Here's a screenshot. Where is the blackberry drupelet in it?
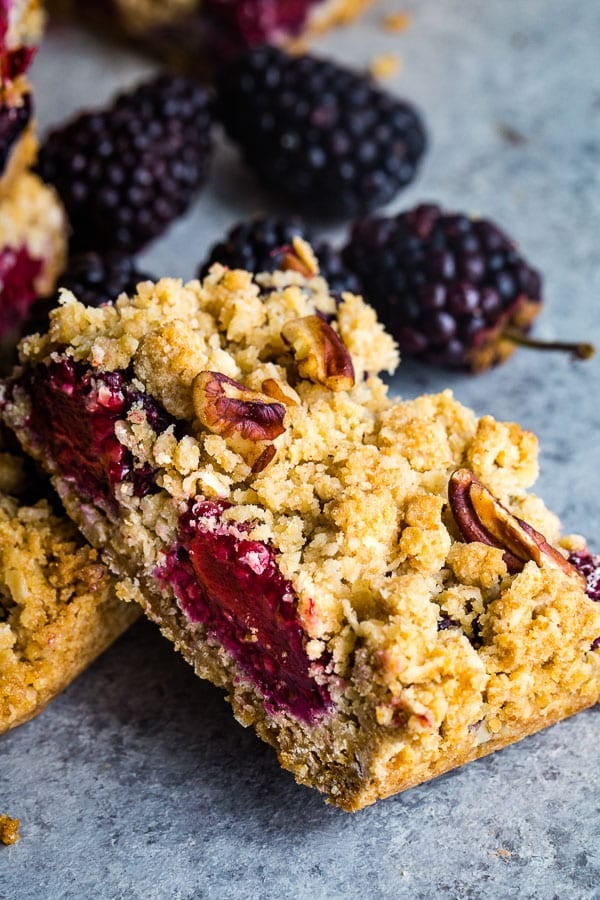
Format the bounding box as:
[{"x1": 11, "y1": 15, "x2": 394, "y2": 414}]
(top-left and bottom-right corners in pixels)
[
  {"x1": 216, "y1": 46, "x2": 426, "y2": 218},
  {"x1": 37, "y1": 74, "x2": 213, "y2": 254},
  {"x1": 199, "y1": 216, "x2": 360, "y2": 296},
  {"x1": 343, "y1": 203, "x2": 546, "y2": 372}
]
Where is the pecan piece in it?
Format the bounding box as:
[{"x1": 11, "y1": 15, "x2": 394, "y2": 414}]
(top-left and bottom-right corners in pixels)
[
  {"x1": 448, "y1": 468, "x2": 586, "y2": 585},
  {"x1": 280, "y1": 236, "x2": 319, "y2": 278},
  {"x1": 193, "y1": 372, "x2": 286, "y2": 441},
  {"x1": 281, "y1": 315, "x2": 355, "y2": 391},
  {"x1": 261, "y1": 378, "x2": 298, "y2": 407}
]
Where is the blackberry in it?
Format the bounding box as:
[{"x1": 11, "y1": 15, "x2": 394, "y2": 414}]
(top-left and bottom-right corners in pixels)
[
  {"x1": 217, "y1": 46, "x2": 426, "y2": 218},
  {"x1": 0, "y1": 91, "x2": 32, "y2": 171},
  {"x1": 343, "y1": 204, "x2": 593, "y2": 372},
  {"x1": 58, "y1": 251, "x2": 153, "y2": 308},
  {"x1": 199, "y1": 216, "x2": 360, "y2": 296},
  {"x1": 24, "y1": 251, "x2": 153, "y2": 337},
  {"x1": 37, "y1": 74, "x2": 213, "y2": 254}
]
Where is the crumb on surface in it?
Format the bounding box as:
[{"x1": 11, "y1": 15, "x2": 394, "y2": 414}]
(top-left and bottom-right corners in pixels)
[
  {"x1": 0, "y1": 815, "x2": 20, "y2": 845},
  {"x1": 369, "y1": 54, "x2": 401, "y2": 80},
  {"x1": 382, "y1": 11, "x2": 412, "y2": 32}
]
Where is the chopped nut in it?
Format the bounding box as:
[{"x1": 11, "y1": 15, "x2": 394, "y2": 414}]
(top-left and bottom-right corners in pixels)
[
  {"x1": 449, "y1": 468, "x2": 586, "y2": 585},
  {"x1": 261, "y1": 378, "x2": 298, "y2": 407},
  {"x1": 193, "y1": 372, "x2": 286, "y2": 442},
  {"x1": 281, "y1": 315, "x2": 355, "y2": 391},
  {"x1": 251, "y1": 444, "x2": 277, "y2": 474},
  {"x1": 280, "y1": 236, "x2": 320, "y2": 278}
]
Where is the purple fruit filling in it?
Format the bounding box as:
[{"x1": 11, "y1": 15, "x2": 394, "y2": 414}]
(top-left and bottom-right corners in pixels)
[
  {"x1": 158, "y1": 499, "x2": 333, "y2": 722},
  {"x1": 0, "y1": 244, "x2": 42, "y2": 336},
  {"x1": 203, "y1": 0, "x2": 320, "y2": 50},
  {"x1": 15, "y1": 360, "x2": 172, "y2": 514},
  {"x1": 569, "y1": 550, "x2": 600, "y2": 603},
  {"x1": 134, "y1": 0, "x2": 323, "y2": 63},
  {"x1": 0, "y1": 2, "x2": 36, "y2": 80},
  {"x1": 569, "y1": 550, "x2": 600, "y2": 651},
  {"x1": 0, "y1": 92, "x2": 32, "y2": 171}
]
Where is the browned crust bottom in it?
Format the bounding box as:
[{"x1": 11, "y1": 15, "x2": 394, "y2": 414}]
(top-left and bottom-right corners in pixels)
[{"x1": 337, "y1": 693, "x2": 598, "y2": 811}]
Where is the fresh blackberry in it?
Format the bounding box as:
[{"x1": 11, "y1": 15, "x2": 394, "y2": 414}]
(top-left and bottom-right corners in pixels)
[
  {"x1": 0, "y1": 91, "x2": 32, "y2": 171},
  {"x1": 199, "y1": 216, "x2": 361, "y2": 296},
  {"x1": 217, "y1": 46, "x2": 426, "y2": 218},
  {"x1": 58, "y1": 251, "x2": 153, "y2": 308},
  {"x1": 343, "y1": 204, "x2": 593, "y2": 372},
  {"x1": 24, "y1": 251, "x2": 153, "y2": 336},
  {"x1": 37, "y1": 74, "x2": 213, "y2": 254}
]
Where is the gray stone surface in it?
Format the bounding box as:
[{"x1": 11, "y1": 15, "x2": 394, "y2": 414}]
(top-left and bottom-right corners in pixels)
[{"x1": 1, "y1": 0, "x2": 599, "y2": 896}]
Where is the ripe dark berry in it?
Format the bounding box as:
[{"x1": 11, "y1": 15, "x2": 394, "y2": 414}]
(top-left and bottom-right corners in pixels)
[
  {"x1": 0, "y1": 91, "x2": 32, "y2": 171},
  {"x1": 37, "y1": 74, "x2": 213, "y2": 254},
  {"x1": 198, "y1": 216, "x2": 360, "y2": 296},
  {"x1": 58, "y1": 251, "x2": 153, "y2": 308},
  {"x1": 217, "y1": 46, "x2": 426, "y2": 218},
  {"x1": 342, "y1": 204, "x2": 545, "y2": 372},
  {"x1": 23, "y1": 252, "x2": 153, "y2": 337}
]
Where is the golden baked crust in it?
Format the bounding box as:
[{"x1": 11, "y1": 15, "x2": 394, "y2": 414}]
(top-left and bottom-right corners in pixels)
[
  {"x1": 0, "y1": 171, "x2": 66, "y2": 298},
  {"x1": 0, "y1": 77, "x2": 37, "y2": 200},
  {"x1": 0, "y1": 439, "x2": 139, "y2": 734},
  {"x1": 3, "y1": 269, "x2": 598, "y2": 808}
]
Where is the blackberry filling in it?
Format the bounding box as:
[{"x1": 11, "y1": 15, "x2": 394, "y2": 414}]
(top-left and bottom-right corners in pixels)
[
  {"x1": 0, "y1": 4, "x2": 36, "y2": 80},
  {"x1": 18, "y1": 361, "x2": 171, "y2": 514},
  {"x1": 159, "y1": 500, "x2": 333, "y2": 722},
  {"x1": 0, "y1": 245, "x2": 42, "y2": 336},
  {"x1": 203, "y1": 0, "x2": 320, "y2": 54}
]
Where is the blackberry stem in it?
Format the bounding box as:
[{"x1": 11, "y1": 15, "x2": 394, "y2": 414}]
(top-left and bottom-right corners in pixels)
[{"x1": 503, "y1": 327, "x2": 595, "y2": 361}]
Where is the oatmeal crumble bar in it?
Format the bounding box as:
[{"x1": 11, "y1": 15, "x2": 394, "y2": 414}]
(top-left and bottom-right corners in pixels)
[
  {"x1": 2, "y1": 267, "x2": 598, "y2": 809},
  {"x1": 0, "y1": 433, "x2": 139, "y2": 733},
  {"x1": 48, "y1": 0, "x2": 375, "y2": 65}
]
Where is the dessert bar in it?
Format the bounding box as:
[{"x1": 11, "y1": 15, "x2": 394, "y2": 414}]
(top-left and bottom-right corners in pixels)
[
  {"x1": 0, "y1": 433, "x2": 139, "y2": 733},
  {"x1": 2, "y1": 263, "x2": 598, "y2": 808},
  {"x1": 48, "y1": 0, "x2": 375, "y2": 64}
]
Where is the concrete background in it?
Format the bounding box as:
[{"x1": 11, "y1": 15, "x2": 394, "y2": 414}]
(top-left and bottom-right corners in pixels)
[{"x1": 1, "y1": 0, "x2": 599, "y2": 896}]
